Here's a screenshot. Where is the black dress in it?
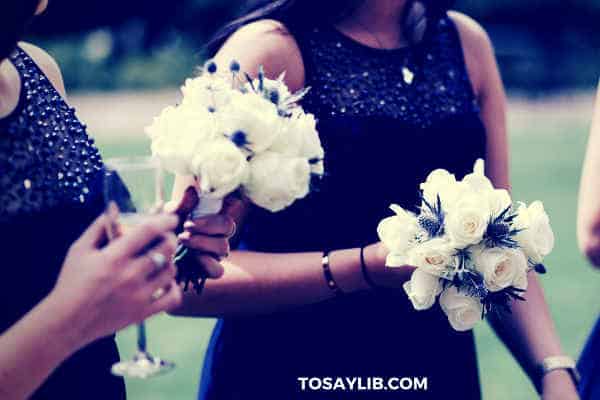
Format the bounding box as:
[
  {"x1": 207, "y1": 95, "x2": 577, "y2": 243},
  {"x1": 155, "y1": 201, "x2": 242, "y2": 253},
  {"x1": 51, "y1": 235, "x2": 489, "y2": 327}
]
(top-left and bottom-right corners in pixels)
[
  {"x1": 200, "y1": 15, "x2": 486, "y2": 400},
  {"x1": 0, "y1": 47, "x2": 126, "y2": 399}
]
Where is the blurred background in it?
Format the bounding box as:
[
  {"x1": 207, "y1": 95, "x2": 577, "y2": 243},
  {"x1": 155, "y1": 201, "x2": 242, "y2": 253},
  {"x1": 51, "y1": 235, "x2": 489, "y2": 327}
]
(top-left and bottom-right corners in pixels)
[{"x1": 27, "y1": 0, "x2": 600, "y2": 399}]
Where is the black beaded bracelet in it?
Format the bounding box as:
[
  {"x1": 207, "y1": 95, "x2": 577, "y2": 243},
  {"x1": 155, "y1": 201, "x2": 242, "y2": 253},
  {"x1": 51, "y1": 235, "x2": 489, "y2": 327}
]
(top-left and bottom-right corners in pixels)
[
  {"x1": 322, "y1": 251, "x2": 344, "y2": 296},
  {"x1": 360, "y1": 246, "x2": 382, "y2": 290}
]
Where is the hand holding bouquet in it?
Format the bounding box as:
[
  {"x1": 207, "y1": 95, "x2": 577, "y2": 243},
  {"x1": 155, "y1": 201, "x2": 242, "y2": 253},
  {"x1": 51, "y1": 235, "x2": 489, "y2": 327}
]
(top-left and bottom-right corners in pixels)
[
  {"x1": 378, "y1": 160, "x2": 555, "y2": 331},
  {"x1": 146, "y1": 60, "x2": 324, "y2": 292}
]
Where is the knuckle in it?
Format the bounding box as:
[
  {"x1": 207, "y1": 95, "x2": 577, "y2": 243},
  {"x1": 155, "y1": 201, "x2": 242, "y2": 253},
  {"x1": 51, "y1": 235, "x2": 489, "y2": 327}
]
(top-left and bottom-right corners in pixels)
[
  {"x1": 224, "y1": 217, "x2": 235, "y2": 233},
  {"x1": 219, "y1": 215, "x2": 233, "y2": 231}
]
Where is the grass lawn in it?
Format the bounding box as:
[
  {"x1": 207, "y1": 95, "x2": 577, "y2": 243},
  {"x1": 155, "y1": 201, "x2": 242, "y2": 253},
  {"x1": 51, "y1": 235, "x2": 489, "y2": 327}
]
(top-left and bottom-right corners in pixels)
[{"x1": 95, "y1": 114, "x2": 600, "y2": 400}]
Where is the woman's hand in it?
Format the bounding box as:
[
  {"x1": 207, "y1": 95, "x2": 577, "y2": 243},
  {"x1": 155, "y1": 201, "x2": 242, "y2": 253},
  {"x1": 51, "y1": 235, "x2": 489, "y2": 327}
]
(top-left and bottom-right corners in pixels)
[
  {"x1": 541, "y1": 371, "x2": 580, "y2": 400},
  {"x1": 176, "y1": 195, "x2": 240, "y2": 279},
  {"x1": 361, "y1": 242, "x2": 416, "y2": 289},
  {"x1": 49, "y1": 212, "x2": 183, "y2": 349}
]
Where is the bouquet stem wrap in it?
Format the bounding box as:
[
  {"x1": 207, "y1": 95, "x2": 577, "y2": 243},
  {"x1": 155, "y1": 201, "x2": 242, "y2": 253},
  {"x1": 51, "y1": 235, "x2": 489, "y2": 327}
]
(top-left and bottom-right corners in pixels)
[{"x1": 191, "y1": 195, "x2": 223, "y2": 219}]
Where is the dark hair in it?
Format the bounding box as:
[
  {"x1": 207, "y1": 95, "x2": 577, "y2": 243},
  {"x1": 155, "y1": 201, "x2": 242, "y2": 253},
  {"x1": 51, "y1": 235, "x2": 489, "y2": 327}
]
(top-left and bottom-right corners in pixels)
[
  {"x1": 0, "y1": 0, "x2": 40, "y2": 60},
  {"x1": 208, "y1": 0, "x2": 455, "y2": 55}
]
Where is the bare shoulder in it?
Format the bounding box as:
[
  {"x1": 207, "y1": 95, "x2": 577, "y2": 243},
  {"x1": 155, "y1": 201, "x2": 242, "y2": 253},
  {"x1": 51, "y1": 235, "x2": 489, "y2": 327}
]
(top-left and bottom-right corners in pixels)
[
  {"x1": 215, "y1": 19, "x2": 305, "y2": 91},
  {"x1": 447, "y1": 12, "x2": 496, "y2": 95},
  {"x1": 447, "y1": 11, "x2": 493, "y2": 52},
  {"x1": 18, "y1": 42, "x2": 67, "y2": 97}
]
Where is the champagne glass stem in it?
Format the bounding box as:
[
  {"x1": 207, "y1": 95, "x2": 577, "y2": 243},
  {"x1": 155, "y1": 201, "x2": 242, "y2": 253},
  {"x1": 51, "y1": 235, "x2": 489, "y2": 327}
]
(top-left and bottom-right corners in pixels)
[{"x1": 137, "y1": 323, "x2": 147, "y2": 353}]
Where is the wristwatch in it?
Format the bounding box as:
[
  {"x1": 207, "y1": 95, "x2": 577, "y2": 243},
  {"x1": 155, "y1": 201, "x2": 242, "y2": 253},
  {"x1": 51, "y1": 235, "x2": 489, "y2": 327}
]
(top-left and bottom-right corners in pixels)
[{"x1": 538, "y1": 356, "x2": 581, "y2": 389}]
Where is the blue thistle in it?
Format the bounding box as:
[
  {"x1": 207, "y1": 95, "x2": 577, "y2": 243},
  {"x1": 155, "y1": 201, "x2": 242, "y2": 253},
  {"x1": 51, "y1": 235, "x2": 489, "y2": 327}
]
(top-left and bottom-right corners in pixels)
[
  {"x1": 452, "y1": 267, "x2": 489, "y2": 300},
  {"x1": 204, "y1": 60, "x2": 218, "y2": 75},
  {"x1": 482, "y1": 286, "x2": 526, "y2": 318},
  {"x1": 229, "y1": 60, "x2": 241, "y2": 73},
  {"x1": 268, "y1": 89, "x2": 280, "y2": 105},
  {"x1": 419, "y1": 194, "x2": 445, "y2": 238},
  {"x1": 230, "y1": 131, "x2": 249, "y2": 148},
  {"x1": 484, "y1": 206, "x2": 522, "y2": 248}
]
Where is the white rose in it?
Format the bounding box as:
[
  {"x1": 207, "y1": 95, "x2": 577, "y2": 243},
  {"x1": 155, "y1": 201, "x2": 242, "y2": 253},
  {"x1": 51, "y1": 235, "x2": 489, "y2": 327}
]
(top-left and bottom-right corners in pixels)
[
  {"x1": 270, "y1": 109, "x2": 325, "y2": 175},
  {"x1": 513, "y1": 201, "x2": 555, "y2": 265},
  {"x1": 439, "y1": 286, "x2": 483, "y2": 332},
  {"x1": 513, "y1": 264, "x2": 529, "y2": 291},
  {"x1": 420, "y1": 169, "x2": 463, "y2": 208},
  {"x1": 487, "y1": 189, "x2": 512, "y2": 217},
  {"x1": 221, "y1": 92, "x2": 283, "y2": 154},
  {"x1": 245, "y1": 151, "x2": 311, "y2": 212},
  {"x1": 462, "y1": 162, "x2": 494, "y2": 195},
  {"x1": 146, "y1": 105, "x2": 218, "y2": 175},
  {"x1": 407, "y1": 238, "x2": 457, "y2": 278},
  {"x1": 471, "y1": 246, "x2": 528, "y2": 292},
  {"x1": 445, "y1": 192, "x2": 490, "y2": 248},
  {"x1": 181, "y1": 75, "x2": 233, "y2": 112},
  {"x1": 190, "y1": 138, "x2": 249, "y2": 199},
  {"x1": 377, "y1": 205, "x2": 420, "y2": 267},
  {"x1": 403, "y1": 269, "x2": 443, "y2": 310}
]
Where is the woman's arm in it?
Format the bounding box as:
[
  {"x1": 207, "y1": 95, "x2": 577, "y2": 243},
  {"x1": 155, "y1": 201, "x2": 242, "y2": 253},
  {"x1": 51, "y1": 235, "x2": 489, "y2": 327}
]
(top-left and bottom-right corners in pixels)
[
  {"x1": 577, "y1": 82, "x2": 600, "y2": 265},
  {"x1": 173, "y1": 245, "x2": 411, "y2": 317},
  {"x1": 451, "y1": 12, "x2": 578, "y2": 399},
  {"x1": 0, "y1": 212, "x2": 183, "y2": 400},
  {"x1": 171, "y1": 20, "x2": 415, "y2": 317}
]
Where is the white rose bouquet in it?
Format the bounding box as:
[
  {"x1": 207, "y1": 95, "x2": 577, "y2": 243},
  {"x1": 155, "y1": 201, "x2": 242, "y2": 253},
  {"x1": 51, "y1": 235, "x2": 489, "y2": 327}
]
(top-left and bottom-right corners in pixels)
[
  {"x1": 377, "y1": 159, "x2": 554, "y2": 331},
  {"x1": 146, "y1": 60, "x2": 324, "y2": 292}
]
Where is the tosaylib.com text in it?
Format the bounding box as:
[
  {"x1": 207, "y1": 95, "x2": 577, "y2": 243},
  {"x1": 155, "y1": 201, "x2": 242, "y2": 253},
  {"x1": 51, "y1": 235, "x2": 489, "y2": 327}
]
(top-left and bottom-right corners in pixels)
[{"x1": 297, "y1": 376, "x2": 429, "y2": 392}]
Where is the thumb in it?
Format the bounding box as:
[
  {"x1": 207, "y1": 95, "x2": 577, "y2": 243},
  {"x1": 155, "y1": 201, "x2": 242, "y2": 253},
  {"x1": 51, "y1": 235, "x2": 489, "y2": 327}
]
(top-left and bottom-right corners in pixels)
[{"x1": 172, "y1": 186, "x2": 200, "y2": 231}]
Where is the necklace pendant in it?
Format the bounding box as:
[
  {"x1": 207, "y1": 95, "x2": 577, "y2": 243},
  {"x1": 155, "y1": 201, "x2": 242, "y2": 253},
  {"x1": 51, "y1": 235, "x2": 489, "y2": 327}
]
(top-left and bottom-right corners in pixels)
[{"x1": 402, "y1": 67, "x2": 414, "y2": 85}]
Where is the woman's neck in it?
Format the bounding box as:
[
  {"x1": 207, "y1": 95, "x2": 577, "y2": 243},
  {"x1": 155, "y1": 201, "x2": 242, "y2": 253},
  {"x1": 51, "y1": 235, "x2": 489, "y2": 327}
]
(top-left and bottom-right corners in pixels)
[{"x1": 337, "y1": 0, "x2": 409, "y2": 49}]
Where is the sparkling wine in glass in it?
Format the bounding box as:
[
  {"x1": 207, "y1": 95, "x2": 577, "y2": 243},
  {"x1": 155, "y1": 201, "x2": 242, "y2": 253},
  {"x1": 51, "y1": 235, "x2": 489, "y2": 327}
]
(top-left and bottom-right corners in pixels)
[{"x1": 103, "y1": 156, "x2": 175, "y2": 379}]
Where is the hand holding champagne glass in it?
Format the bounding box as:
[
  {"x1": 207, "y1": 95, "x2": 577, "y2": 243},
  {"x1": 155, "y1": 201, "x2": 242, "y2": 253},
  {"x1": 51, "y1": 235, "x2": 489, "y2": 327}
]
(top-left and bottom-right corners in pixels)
[{"x1": 104, "y1": 156, "x2": 179, "y2": 378}]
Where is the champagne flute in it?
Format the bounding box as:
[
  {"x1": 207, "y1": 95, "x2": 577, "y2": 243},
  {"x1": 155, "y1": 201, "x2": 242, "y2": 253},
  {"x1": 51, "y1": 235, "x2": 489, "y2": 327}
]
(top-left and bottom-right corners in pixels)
[{"x1": 103, "y1": 156, "x2": 175, "y2": 379}]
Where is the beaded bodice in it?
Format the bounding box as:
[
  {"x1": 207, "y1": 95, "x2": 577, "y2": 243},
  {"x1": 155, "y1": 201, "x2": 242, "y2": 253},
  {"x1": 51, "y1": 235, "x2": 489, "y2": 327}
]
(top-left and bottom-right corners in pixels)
[
  {"x1": 0, "y1": 47, "x2": 104, "y2": 223},
  {"x1": 0, "y1": 47, "x2": 123, "y2": 399},
  {"x1": 300, "y1": 17, "x2": 479, "y2": 128}
]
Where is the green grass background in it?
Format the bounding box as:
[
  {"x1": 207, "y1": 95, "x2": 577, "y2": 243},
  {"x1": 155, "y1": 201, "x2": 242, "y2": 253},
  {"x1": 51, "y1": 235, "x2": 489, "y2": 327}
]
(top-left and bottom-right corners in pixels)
[{"x1": 96, "y1": 112, "x2": 600, "y2": 400}]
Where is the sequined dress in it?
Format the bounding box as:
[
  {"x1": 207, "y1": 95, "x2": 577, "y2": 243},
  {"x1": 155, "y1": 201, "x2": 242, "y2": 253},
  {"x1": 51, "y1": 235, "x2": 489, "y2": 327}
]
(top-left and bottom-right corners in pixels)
[
  {"x1": 0, "y1": 47, "x2": 125, "y2": 399},
  {"x1": 200, "y1": 16, "x2": 486, "y2": 399}
]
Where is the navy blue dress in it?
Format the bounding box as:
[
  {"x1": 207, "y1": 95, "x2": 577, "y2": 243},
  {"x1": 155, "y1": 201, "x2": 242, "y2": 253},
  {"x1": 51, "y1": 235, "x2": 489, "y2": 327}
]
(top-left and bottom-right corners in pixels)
[
  {"x1": 579, "y1": 318, "x2": 600, "y2": 399},
  {"x1": 0, "y1": 47, "x2": 125, "y2": 399},
  {"x1": 200, "y1": 15, "x2": 486, "y2": 399}
]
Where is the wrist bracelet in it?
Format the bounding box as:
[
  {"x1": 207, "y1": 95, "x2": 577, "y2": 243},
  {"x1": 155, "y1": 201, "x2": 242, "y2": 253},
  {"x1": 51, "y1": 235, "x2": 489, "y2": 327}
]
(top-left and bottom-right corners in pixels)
[
  {"x1": 360, "y1": 246, "x2": 382, "y2": 290},
  {"x1": 322, "y1": 251, "x2": 344, "y2": 297},
  {"x1": 537, "y1": 355, "x2": 580, "y2": 393}
]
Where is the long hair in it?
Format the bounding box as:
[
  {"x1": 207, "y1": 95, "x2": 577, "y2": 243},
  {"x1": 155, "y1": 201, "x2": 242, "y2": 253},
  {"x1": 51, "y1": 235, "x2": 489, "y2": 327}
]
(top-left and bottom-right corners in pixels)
[
  {"x1": 208, "y1": 0, "x2": 455, "y2": 55},
  {"x1": 0, "y1": 0, "x2": 40, "y2": 60}
]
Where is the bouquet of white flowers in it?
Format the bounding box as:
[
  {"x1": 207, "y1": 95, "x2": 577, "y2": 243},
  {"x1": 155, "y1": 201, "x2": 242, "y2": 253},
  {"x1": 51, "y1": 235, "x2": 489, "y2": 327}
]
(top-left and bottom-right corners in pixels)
[
  {"x1": 377, "y1": 160, "x2": 555, "y2": 331},
  {"x1": 146, "y1": 60, "x2": 324, "y2": 292}
]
